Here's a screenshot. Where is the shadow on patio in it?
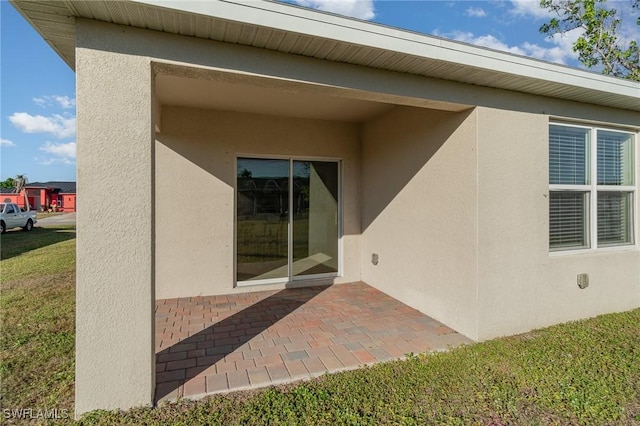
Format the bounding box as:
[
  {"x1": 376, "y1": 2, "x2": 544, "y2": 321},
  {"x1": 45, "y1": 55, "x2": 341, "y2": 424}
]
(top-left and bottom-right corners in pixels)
[{"x1": 154, "y1": 282, "x2": 471, "y2": 403}]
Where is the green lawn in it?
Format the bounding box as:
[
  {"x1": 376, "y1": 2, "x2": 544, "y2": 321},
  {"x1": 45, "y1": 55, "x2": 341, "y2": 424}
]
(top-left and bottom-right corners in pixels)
[
  {"x1": 35, "y1": 212, "x2": 66, "y2": 220},
  {"x1": 1, "y1": 226, "x2": 76, "y2": 423},
  {"x1": 2, "y1": 226, "x2": 640, "y2": 425},
  {"x1": 79, "y1": 309, "x2": 640, "y2": 425}
]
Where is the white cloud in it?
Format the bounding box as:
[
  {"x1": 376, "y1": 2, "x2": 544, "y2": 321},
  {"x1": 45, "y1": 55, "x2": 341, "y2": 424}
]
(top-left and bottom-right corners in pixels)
[
  {"x1": 40, "y1": 141, "x2": 76, "y2": 158},
  {"x1": 616, "y1": 2, "x2": 640, "y2": 49},
  {"x1": 465, "y1": 7, "x2": 487, "y2": 18},
  {"x1": 441, "y1": 29, "x2": 579, "y2": 65},
  {"x1": 294, "y1": 0, "x2": 375, "y2": 20},
  {"x1": 0, "y1": 138, "x2": 15, "y2": 147},
  {"x1": 32, "y1": 95, "x2": 76, "y2": 109},
  {"x1": 506, "y1": 0, "x2": 638, "y2": 70},
  {"x1": 33, "y1": 97, "x2": 48, "y2": 108},
  {"x1": 36, "y1": 141, "x2": 77, "y2": 165},
  {"x1": 53, "y1": 95, "x2": 76, "y2": 109},
  {"x1": 9, "y1": 112, "x2": 76, "y2": 139},
  {"x1": 533, "y1": 27, "x2": 581, "y2": 63},
  {"x1": 507, "y1": 0, "x2": 639, "y2": 42},
  {"x1": 443, "y1": 31, "x2": 526, "y2": 55},
  {"x1": 508, "y1": 0, "x2": 553, "y2": 19},
  {"x1": 35, "y1": 156, "x2": 75, "y2": 166}
]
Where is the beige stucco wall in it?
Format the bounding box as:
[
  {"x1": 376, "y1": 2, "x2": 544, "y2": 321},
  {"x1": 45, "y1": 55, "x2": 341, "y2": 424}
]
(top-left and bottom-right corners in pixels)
[
  {"x1": 154, "y1": 107, "x2": 361, "y2": 299},
  {"x1": 360, "y1": 106, "x2": 480, "y2": 340},
  {"x1": 73, "y1": 17, "x2": 639, "y2": 415},
  {"x1": 476, "y1": 107, "x2": 640, "y2": 340},
  {"x1": 360, "y1": 104, "x2": 639, "y2": 342},
  {"x1": 75, "y1": 21, "x2": 155, "y2": 416}
]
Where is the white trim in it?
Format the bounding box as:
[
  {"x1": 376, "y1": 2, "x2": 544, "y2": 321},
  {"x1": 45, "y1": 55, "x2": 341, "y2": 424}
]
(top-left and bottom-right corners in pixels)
[
  {"x1": 597, "y1": 185, "x2": 636, "y2": 191},
  {"x1": 236, "y1": 277, "x2": 289, "y2": 287},
  {"x1": 338, "y1": 160, "x2": 344, "y2": 279},
  {"x1": 288, "y1": 159, "x2": 294, "y2": 280},
  {"x1": 136, "y1": 0, "x2": 638, "y2": 98},
  {"x1": 549, "y1": 118, "x2": 640, "y2": 134},
  {"x1": 292, "y1": 272, "x2": 338, "y2": 282},
  {"x1": 549, "y1": 244, "x2": 637, "y2": 257},
  {"x1": 549, "y1": 122, "x2": 637, "y2": 253},
  {"x1": 549, "y1": 185, "x2": 591, "y2": 191},
  {"x1": 11, "y1": 0, "x2": 640, "y2": 112},
  {"x1": 590, "y1": 126, "x2": 598, "y2": 250}
]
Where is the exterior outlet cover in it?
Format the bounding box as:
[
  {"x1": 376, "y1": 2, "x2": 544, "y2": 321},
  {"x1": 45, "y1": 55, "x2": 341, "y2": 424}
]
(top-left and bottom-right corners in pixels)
[
  {"x1": 577, "y1": 273, "x2": 589, "y2": 289},
  {"x1": 372, "y1": 253, "x2": 379, "y2": 266}
]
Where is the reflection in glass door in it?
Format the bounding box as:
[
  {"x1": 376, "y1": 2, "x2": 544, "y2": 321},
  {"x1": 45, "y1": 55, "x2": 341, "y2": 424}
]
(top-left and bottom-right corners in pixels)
[
  {"x1": 236, "y1": 158, "x2": 339, "y2": 284},
  {"x1": 236, "y1": 159, "x2": 289, "y2": 282},
  {"x1": 292, "y1": 161, "x2": 339, "y2": 277}
]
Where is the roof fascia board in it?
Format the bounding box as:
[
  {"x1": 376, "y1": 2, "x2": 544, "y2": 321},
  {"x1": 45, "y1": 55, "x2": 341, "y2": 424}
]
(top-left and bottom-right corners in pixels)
[{"x1": 135, "y1": 0, "x2": 638, "y2": 98}]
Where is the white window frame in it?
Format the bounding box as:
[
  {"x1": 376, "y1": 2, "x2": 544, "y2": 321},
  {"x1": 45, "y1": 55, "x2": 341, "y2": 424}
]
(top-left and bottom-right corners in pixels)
[{"x1": 549, "y1": 122, "x2": 637, "y2": 254}]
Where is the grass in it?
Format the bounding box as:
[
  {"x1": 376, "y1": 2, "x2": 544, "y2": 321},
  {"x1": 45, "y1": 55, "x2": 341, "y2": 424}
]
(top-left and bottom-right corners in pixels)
[
  {"x1": 1, "y1": 225, "x2": 75, "y2": 260},
  {"x1": 1, "y1": 226, "x2": 76, "y2": 424},
  {"x1": 2, "y1": 226, "x2": 640, "y2": 424},
  {"x1": 77, "y1": 310, "x2": 640, "y2": 425},
  {"x1": 36, "y1": 212, "x2": 65, "y2": 220}
]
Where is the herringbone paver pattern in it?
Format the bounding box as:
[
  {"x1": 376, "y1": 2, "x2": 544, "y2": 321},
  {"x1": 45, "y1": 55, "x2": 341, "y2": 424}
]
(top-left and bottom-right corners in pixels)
[{"x1": 155, "y1": 282, "x2": 471, "y2": 402}]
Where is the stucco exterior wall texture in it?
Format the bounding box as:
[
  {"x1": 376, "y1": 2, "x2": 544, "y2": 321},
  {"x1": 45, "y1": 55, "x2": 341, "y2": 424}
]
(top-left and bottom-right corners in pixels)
[
  {"x1": 476, "y1": 108, "x2": 640, "y2": 340},
  {"x1": 361, "y1": 106, "x2": 480, "y2": 339},
  {"x1": 74, "y1": 18, "x2": 639, "y2": 415},
  {"x1": 75, "y1": 21, "x2": 155, "y2": 416},
  {"x1": 155, "y1": 107, "x2": 361, "y2": 299}
]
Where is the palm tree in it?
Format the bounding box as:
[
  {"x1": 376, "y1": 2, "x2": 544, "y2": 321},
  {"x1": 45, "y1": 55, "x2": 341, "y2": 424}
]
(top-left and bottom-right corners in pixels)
[{"x1": 14, "y1": 174, "x2": 30, "y2": 211}]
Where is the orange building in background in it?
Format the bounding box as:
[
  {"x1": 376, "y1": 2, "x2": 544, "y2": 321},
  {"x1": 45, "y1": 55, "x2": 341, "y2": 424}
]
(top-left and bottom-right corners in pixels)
[{"x1": 0, "y1": 181, "x2": 76, "y2": 212}]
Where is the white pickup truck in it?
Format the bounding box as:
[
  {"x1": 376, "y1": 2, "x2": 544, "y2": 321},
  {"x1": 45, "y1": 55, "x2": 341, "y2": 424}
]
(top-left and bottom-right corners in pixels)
[{"x1": 0, "y1": 202, "x2": 37, "y2": 233}]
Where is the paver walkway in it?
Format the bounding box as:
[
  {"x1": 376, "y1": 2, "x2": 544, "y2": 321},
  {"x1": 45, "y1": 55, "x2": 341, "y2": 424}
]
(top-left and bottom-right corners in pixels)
[{"x1": 155, "y1": 282, "x2": 471, "y2": 402}]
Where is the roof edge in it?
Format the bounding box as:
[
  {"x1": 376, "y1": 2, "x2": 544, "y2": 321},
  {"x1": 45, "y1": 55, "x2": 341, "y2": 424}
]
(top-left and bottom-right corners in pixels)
[{"x1": 10, "y1": 0, "x2": 640, "y2": 112}]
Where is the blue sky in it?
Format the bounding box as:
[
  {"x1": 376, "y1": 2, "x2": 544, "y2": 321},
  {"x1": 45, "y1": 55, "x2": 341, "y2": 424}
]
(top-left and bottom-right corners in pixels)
[
  {"x1": 1, "y1": 0, "x2": 638, "y2": 184},
  {"x1": 1, "y1": 1, "x2": 76, "y2": 183}
]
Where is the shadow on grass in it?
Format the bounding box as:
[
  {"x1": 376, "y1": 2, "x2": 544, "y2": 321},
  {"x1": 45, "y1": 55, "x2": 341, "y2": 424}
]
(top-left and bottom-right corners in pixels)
[{"x1": 0, "y1": 226, "x2": 76, "y2": 260}]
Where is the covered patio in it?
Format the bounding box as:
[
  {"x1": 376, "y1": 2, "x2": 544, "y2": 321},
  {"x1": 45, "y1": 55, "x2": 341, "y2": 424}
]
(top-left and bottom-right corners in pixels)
[{"x1": 155, "y1": 282, "x2": 471, "y2": 402}]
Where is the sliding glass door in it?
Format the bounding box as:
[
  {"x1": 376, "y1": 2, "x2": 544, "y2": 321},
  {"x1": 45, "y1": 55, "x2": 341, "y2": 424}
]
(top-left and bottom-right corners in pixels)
[
  {"x1": 236, "y1": 158, "x2": 289, "y2": 282},
  {"x1": 236, "y1": 157, "x2": 339, "y2": 284},
  {"x1": 292, "y1": 161, "x2": 339, "y2": 277}
]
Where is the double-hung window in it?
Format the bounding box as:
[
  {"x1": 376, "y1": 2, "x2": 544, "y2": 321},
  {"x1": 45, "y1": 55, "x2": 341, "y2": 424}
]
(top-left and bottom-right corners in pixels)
[{"x1": 549, "y1": 123, "x2": 636, "y2": 252}]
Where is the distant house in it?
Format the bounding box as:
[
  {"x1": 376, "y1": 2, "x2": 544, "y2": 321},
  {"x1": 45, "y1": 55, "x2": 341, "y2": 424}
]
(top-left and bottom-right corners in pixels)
[
  {"x1": 1, "y1": 181, "x2": 76, "y2": 212},
  {"x1": 0, "y1": 187, "x2": 18, "y2": 196},
  {"x1": 11, "y1": 0, "x2": 638, "y2": 417}
]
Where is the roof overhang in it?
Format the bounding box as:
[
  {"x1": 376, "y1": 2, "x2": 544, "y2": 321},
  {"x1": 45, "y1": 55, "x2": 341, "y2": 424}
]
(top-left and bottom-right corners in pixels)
[{"x1": 10, "y1": 0, "x2": 640, "y2": 113}]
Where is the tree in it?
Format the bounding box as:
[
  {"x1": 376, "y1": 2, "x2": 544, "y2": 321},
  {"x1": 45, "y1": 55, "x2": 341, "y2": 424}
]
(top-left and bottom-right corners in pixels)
[
  {"x1": 0, "y1": 177, "x2": 15, "y2": 189},
  {"x1": 14, "y1": 174, "x2": 31, "y2": 211},
  {"x1": 539, "y1": 0, "x2": 640, "y2": 80}
]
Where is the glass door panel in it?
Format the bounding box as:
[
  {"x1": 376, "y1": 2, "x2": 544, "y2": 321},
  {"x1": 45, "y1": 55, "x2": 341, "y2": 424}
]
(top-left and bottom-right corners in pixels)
[
  {"x1": 292, "y1": 161, "x2": 339, "y2": 277},
  {"x1": 236, "y1": 158, "x2": 289, "y2": 282},
  {"x1": 237, "y1": 157, "x2": 339, "y2": 284}
]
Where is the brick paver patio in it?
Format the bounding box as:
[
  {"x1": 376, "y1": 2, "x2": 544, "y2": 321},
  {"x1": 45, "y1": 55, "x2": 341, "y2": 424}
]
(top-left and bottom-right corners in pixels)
[{"x1": 155, "y1": 281, "x2": 471, "y2": 402}]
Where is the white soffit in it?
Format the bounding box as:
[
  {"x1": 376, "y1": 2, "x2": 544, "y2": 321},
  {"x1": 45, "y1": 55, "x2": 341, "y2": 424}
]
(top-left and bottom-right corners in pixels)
[{"x1": 10, "y1": 0, "x2": 640, "y2": 112}]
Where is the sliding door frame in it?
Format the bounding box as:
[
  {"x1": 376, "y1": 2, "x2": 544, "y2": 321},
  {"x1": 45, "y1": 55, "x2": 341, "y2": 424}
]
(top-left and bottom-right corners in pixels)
[{"x1": 234, "y1": 154, "x2": 342, "y2": 287}]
